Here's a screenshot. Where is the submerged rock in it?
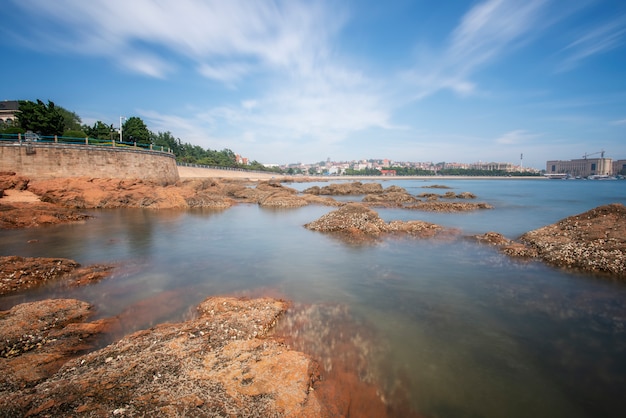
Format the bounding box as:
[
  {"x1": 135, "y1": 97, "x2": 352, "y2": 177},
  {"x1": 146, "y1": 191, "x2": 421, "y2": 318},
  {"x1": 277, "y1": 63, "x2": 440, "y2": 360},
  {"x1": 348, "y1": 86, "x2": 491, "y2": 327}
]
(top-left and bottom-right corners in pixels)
[
  {"x1": 471, "y1": 233, "x2": 539, "y2": 258},
  {"x1": 0, "y1": 256, "x2": 112, "y2": 296},
  {"x1": 405, "y1": 201, "x2": 493, "y2": 212}
]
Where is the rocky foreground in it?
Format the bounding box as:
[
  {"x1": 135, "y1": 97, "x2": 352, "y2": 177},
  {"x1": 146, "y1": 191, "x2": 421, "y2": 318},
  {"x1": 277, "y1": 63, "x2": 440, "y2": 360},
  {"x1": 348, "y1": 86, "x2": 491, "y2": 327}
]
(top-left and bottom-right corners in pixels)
[
  {"x1": 2, "y1": 172, "x2": 626, "y2": 416},
  {"x1": 1, "y1": 296, "x2": 355, "y2": 417},
  {"x1": 0, "y1": 255, "x2": 403, "y2": 417}
]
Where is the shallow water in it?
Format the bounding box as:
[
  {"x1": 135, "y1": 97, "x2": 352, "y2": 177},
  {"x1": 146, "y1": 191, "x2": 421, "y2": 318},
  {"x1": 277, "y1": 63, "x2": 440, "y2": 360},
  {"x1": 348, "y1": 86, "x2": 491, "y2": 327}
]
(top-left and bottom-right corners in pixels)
[{"x1": 1, "y1": 179, "x2": 626, "y2": 417}]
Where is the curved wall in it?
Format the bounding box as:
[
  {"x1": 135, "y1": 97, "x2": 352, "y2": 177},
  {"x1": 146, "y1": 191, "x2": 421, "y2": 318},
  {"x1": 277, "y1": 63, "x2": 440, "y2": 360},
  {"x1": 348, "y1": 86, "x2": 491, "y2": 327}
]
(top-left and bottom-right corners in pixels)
[{"x1": 0, "y1": 143, "x2": 179, "y2": 183}]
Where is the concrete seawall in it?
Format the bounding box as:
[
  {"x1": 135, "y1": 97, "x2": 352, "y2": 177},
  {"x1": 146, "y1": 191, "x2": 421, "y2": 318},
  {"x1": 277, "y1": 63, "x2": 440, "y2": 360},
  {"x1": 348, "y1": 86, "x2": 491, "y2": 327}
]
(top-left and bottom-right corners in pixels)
[{"x1": 0, "y1": 142, "x2": 179, "y2": 183}]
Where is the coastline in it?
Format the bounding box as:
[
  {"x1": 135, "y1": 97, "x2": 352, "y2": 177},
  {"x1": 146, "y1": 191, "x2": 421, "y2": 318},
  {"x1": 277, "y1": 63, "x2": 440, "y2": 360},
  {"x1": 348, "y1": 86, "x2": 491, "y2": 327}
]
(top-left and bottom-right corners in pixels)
[{"x1": 177, "y1": 165, "x2": 546, "y2": 181}]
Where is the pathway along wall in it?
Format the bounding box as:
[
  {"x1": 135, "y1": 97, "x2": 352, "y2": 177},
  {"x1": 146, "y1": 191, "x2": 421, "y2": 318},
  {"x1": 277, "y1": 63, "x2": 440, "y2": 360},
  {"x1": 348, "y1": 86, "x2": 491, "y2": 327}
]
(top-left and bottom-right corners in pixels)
[{"x1": 0, "y1": 142, "x2": 179, "y2": 183}]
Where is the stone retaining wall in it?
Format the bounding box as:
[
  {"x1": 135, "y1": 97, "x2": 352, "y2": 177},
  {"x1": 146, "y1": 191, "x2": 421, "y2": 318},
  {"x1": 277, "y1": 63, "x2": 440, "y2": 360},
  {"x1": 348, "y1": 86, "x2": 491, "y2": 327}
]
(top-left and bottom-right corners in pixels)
[{"x1": 0, "y1": 142, "x2": 179, "y2": 183}]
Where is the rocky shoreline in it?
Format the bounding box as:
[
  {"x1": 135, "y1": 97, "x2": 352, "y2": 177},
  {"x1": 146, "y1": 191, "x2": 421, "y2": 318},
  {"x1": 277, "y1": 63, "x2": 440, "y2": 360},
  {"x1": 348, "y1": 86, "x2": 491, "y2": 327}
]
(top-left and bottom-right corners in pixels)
[{"x1": 1, "y1": 172, "x2": 625, "y2": 417}]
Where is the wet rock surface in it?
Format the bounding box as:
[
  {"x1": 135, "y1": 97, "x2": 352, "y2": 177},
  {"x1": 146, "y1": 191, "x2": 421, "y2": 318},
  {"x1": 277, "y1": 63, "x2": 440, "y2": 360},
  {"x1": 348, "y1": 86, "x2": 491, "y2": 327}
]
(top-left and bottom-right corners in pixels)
[
  {"x1": 0, "y1": 297, "x2": 361, "y2": 418},
  {"x1": 0, "y1": 256, "x2": 113, "y2": 296},
  {"x1": 0, "y1": 299, "x2": 114, "y2": 392},
  {"x1": 520, "y1": 203, "x2": 626, "y2": 277},
  {"x1": 0, "y1": 201, "x2": 91, "y2": 229},
  {"x1": 275, "y1": 303, "x2": 420, "y2": 418}
]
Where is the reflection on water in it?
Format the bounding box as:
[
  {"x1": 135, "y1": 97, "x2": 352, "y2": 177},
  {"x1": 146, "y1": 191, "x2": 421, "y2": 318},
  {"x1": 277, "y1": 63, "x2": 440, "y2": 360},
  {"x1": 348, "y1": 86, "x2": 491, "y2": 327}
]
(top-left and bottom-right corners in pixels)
[{"x1": 1, "y1": 180, "x2": 626, "y2": 417}]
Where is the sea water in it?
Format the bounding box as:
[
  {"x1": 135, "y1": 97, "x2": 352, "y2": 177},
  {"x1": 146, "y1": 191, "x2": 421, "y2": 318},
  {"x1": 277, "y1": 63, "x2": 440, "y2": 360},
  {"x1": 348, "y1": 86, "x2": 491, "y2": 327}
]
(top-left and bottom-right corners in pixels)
[{"x1": 1, "y1": 179, "x2": 625, "y2": 418}]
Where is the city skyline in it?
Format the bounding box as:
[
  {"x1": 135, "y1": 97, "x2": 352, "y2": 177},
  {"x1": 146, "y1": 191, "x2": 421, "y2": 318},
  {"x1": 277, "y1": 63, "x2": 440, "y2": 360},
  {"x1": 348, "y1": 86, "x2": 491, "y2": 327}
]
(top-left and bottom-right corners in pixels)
[{"x1": 1, "y1": 0, "x2": 625, "y2": 169}]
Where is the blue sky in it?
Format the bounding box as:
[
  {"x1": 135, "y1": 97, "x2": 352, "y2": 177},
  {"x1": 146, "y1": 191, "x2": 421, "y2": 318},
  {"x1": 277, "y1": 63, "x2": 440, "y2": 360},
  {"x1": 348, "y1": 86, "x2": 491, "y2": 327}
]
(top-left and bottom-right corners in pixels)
[{"x1": 1, "y1": 0, "x2": 625, "y2": 168}]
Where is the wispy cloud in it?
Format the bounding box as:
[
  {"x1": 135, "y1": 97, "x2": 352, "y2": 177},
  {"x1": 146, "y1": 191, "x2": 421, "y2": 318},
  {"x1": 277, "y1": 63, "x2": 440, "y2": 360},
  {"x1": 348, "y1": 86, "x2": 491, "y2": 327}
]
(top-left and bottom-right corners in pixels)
[
  {"x1": 495, "y1": 130, "x2": 542, "y2": 145},
  {"x1": 611, "y1": 118, "x2": 626, "y2": 126},
  {"x1": 403, "y1": 0, "x2": 549, "y2": 100},
  {"x1": 8, "y1": 0, "x2": 397, "y2": 154},
  {"x1": 9, "y1": 0, "x2": 344, "y2": 80},
  {"x1": 557, "y1": 16, "x2": 626, "y2": 72}
]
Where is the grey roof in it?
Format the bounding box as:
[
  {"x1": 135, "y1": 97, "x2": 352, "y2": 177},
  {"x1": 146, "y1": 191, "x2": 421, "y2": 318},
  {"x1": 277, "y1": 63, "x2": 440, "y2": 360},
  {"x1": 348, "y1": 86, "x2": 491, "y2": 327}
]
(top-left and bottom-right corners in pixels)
[{"x1": 0, "y1": 100, "x2": 20, "y2": 111}]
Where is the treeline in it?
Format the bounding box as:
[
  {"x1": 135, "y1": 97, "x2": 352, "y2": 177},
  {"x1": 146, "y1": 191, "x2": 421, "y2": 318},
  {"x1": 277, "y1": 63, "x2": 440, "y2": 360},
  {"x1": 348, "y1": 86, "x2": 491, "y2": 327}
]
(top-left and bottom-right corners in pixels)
[
  {"x1": 343, "y1": 167, "x2": 386, "y2": 176},
  {"x1": 0, "y1": 99, "x2": 280, "y2": 173}
]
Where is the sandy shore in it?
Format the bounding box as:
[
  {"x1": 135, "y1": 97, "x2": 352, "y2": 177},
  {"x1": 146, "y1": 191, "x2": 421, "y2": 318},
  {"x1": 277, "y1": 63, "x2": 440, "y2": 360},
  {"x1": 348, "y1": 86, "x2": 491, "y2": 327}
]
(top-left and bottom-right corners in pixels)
[
  {"x1": 177, "y1": 166, "x2": 278, "y2": 180},
  {"x1": 0, "y1": 189, "x2": 41, "y2": 202},
  {"x1": 177, "y1": 165, "x2": 547, "y2": 181}
]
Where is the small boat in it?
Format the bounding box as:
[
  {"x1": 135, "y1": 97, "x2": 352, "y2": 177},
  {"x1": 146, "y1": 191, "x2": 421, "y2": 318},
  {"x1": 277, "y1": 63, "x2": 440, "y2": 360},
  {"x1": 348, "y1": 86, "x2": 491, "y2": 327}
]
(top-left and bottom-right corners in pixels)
[
  {"x1": 544, "y1": 173, "x2": 569, "y2": 179},
  {"x1": 587, "y1": 174, "x2": 617, "y2": 180}
]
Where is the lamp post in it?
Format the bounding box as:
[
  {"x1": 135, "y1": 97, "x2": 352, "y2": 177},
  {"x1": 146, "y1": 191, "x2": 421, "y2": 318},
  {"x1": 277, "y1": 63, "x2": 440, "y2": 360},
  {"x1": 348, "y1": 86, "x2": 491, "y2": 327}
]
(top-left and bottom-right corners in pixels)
[{"x1": 119, "y1": 116, "x2": 126, "y2": 143}]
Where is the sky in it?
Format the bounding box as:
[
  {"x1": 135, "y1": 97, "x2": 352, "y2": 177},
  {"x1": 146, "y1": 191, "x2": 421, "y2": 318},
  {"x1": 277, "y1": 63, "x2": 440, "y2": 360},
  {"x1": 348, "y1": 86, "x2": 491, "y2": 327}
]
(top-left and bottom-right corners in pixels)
[{"x1": 1, "y1": 0, "x2": 625, "y2": 169}]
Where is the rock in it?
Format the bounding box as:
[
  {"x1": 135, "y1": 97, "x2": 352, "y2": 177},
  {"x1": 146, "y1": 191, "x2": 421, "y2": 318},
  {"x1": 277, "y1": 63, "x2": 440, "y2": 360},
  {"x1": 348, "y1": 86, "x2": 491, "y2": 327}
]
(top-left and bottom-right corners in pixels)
[
  {"x1": 304, "y1": 203, "x2": 450, "y2": 240},
  {"x1": 304, "y1": 204, "x2": 388, "y2": 235},
  {"x1": 470, "y1": 233, "x2": 539, "y2": 258},
  {"x1": 417, "y1": 191, "x2": 477, "y2": 200},
  {"x1": 501, "y1": 242, "x2": 539, "y2": 258},
  {"x1": 405, "y1": 201, "x2": 493, "y2": 212},
  {"x1": 0, "y1": 256, "x2": 112, "y2": 296},
  {"x1": 420, "y1": 184, "x2": 451, "y2": 189},
  {"x1": 0, "y1": 297, "x2": 331, "y2": 417},
  {"x1": 0, "y1": 202, "x2": 91, "y2": 229},
  {"x1": 386, "y1": 220, "x2": 447, "y2": 237},
  {"x1": 250, "y1": 181, "x2": 307, "y2": 207},
  {"x1": 520, "y1": 203, "x2": 626, "y2": 277},
  {"x1": 304, "y1": 182, "x2": 383, "y2": 196},
  {"x1": 0, "y1": 299, "x2": 114, "y2": 391},
  {"x1": 362, "y1": 186, "x2": 418, "y2": 206},
  {"x1": 472, "y1": 232, "x2": 512, "y2": 246},
  {"x1": 259, "y1": 192, "x2": 310, "y2": 208},
  {"x1": 1, "y1": 176, "x2": 341, "y2": 223},
  {"x1": 0, "y1": 172, "x2": 29, "y2": 192}
]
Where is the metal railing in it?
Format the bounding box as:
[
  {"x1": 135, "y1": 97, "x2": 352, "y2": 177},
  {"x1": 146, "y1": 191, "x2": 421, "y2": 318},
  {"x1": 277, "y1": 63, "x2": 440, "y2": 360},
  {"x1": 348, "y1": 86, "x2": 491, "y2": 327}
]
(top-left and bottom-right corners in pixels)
[
  {"x1": 0, "y1": 132, "x2": 173, "y2": 154},
  {"x1": 176, "y1": 161, "x2": 280, "y2": 175}
]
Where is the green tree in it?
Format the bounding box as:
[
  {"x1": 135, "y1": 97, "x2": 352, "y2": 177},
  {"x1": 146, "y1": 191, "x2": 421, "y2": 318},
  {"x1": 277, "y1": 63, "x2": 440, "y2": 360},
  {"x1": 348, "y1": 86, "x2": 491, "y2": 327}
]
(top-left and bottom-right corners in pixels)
[
  {"x1": 122, "y1": 116, "x2": 150, "y2": 144},
  {"x1": 153, "y1": 131, "x2": 182, "y2": 154},
  {"x1": 57, "y1": 106, "x2": 82, "y2": 132},
  {"x1": 84, "y1": 121, "x2": 114, "y2": 140},
  {"x1": 16, "y1": 100, "x2": 65, "y2": 136}
]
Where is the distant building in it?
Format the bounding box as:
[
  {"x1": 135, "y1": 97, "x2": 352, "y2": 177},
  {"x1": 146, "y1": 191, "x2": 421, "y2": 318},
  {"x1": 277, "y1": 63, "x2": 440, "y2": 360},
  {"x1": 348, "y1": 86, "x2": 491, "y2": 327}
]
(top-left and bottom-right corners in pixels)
[
  {"x1": 613, "y1": 159, "x2": 626, "y2": 176},
  {"x1": 0, "y1": 100, "x2": 19, "y2": 125},
  {"x1": 235, "y1": 154, "x2": 249, "y2": 165},
  {"x1": 546, "y1": 158, "x2": 612, "y2": 177},
  {"x1": 470, "y1": 161, "x2": 516, "y2": 172},
  {"x1": 380, "y1": 169, "x2": 396, "y2": 176}
]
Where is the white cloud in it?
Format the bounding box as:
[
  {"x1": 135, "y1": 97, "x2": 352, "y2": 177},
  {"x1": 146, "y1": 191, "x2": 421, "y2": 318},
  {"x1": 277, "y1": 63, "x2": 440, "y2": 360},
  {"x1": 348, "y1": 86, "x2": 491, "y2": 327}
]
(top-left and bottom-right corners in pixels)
[
  {"x1": 197, "y1": 63, "x2": 252, "y2": 84},
  {"x1": 495, "y1": 130, "x2": 542, "y2": 145},
  {"x1": 403, "y1": 0, "x2": 548, "y2": 101},
  {"x1": 10, "y1": 0, "x2": 343, "y2": 81},
  {"x1": 611, "y1": 118, "x2": 626, "y2": 126},
  {"x1": 557, "y1": 16, "x2": 626, "y2": 72}
]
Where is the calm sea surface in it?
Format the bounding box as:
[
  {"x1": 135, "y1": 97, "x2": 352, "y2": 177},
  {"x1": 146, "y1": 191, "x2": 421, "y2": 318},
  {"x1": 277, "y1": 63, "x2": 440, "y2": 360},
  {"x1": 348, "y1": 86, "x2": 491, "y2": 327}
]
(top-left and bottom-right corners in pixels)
[{"x1": 1, "y1": 178, "x2": 625, "y2": 417}]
